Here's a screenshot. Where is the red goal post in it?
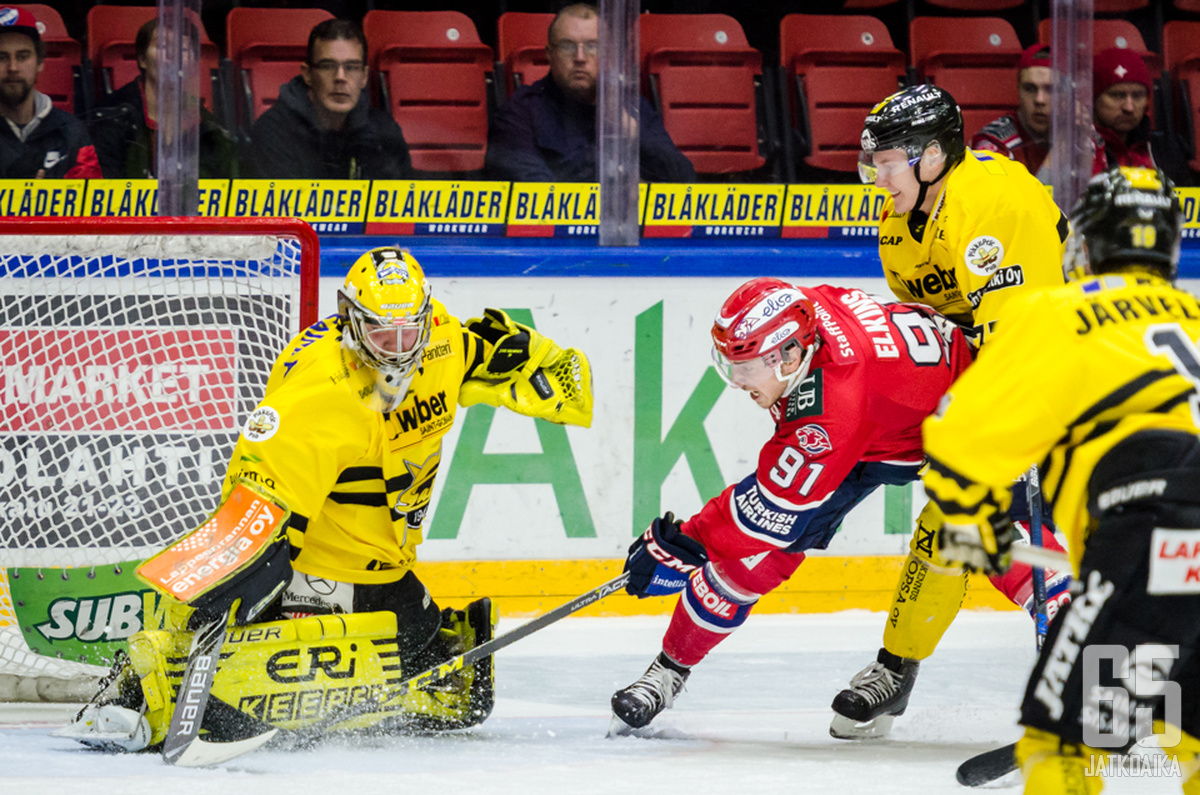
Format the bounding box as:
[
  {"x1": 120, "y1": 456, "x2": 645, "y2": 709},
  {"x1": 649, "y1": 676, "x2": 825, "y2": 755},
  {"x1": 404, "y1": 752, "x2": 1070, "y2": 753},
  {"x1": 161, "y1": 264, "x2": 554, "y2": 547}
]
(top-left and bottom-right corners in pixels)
[{"x1": 0, "y1": 217, "x2": 319, "y2": 701}]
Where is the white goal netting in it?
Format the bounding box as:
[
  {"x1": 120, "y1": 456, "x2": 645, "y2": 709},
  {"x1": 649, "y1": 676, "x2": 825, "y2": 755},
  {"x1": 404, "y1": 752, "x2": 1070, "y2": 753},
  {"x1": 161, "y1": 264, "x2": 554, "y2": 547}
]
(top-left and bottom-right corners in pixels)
[{"x1": 0, "y1": 218, "x2": 318, "y2": 701}]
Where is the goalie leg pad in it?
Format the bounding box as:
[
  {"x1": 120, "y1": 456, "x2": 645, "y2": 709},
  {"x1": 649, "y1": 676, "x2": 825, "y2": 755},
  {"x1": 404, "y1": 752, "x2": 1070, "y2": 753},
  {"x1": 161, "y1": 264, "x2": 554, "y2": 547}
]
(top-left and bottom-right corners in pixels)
[
  {"x1": 882, "y1": 501, "x2": 968, "y2": 661},
  {"x1": 126, "y1": 602, "x2": 498, "y2": 746}
]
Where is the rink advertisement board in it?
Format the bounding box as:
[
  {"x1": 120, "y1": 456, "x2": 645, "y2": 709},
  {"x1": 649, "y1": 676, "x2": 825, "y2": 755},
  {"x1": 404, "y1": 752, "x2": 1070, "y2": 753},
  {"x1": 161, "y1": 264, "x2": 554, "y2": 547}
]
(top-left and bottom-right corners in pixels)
[
  {"x1": 642, "y1": 184, "x2": 786, "y2": 238},
  {"x1": 0, "y1": 179, "x2": 86, "y2": 217},
  {"x1": 83, "y1": 179, "x2": 231, "y2": 217},
  {"x1": 505, "y1": 183, "x2": 649, "y2": 237},
  {"x1": 297, "y1": 275, "x2": 921, "y2": 564},
  {"x1": 366, "y1": 180, "x2": 510, "y2": 236},
  {"x1": 781, "y1": 184, "x2": 887, "y2": 240},
  {"x1": 228, "y1": 179, "x2": 370, "y2": 233}
]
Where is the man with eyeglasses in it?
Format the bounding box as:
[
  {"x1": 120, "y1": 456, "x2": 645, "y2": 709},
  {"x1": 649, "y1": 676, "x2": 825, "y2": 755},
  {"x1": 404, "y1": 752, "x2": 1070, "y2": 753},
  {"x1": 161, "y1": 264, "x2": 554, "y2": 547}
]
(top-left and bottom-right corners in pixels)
[
  {"x1": 0, "y1": 7, "x2": 99, "y2": 178},
  {"x1": 249, "y1": 19, "x2": 411, "y2": 179},
  {"x1": 485, "y1": 2, "x2": 693, "y2": 183}
]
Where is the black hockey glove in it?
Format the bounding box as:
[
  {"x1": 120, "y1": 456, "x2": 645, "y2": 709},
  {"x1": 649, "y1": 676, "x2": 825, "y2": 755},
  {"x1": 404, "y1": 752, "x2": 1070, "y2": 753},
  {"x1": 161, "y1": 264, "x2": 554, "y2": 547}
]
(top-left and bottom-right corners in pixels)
[
  {"x1": 624, "y1": 512, "x2": 708, "y2": 598},
  {"x1": 938, "y1": 514, "x2": 1018, "y2": 575}
]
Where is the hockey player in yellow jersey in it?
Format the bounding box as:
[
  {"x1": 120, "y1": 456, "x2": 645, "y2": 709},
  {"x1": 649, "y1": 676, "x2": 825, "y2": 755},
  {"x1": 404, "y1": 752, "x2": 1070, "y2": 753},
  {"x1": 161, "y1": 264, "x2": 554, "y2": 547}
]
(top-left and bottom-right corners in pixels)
[
  {"x1": 926, "y1": 166, "x2": 1200, "y2": 794},
  {"x1": 61, "y1": 246, "x2": 593, "y2": 752},
  {"x1": 831, "y1": 84, "x2": 1074, "y2": 739}
]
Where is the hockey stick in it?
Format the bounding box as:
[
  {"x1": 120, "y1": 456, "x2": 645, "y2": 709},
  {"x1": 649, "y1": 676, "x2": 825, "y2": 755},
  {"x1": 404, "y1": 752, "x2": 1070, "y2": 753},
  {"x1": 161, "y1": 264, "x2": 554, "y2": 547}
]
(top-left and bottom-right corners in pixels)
[
  {"x1": 212, "y1": 572, "x2": 632, "y2": 762},
  {"x1": 1026, "y1": 465, "x2": 1050, "y2": 649},
  {"x1": 161, "y1": 608, "x2": 278, "y2": 767},
  {"x1": 956, "y1": 467, "x2": 1055, "y2": 786},
  {"x1": 956, "y1": 741, "x2": 1018, "y2": 787}
]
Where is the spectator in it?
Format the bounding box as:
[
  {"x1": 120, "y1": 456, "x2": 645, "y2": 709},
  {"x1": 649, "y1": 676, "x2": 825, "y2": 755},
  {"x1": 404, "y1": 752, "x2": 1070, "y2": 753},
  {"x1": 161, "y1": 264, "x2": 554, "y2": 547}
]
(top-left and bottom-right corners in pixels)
[
  {"x1": 485, "y1": 3, "x2": 695, "y2": 183},
  {"x1": 0, "y1": 7, "x2": 98, "y2": 178},
  {"x1": 971, "y1": 44, "x2": 1052, "y2": 179},
  {"x1": 89, "y1": 19, "x2": 237, "y2": 179},
  {"x1": 1091, "y1": 47, "x2": 1193, "y2": 186},
  {"x1": 248, "y1": 19, "x2": 411, "y2": 179}
]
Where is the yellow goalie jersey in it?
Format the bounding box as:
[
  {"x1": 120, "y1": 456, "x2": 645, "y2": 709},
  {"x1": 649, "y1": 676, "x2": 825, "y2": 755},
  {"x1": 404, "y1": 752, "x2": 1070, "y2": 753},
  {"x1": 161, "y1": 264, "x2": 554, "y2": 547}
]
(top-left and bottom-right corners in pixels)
[
  {"x1": 923, "y1": 273, "x2": 1200, "y2": 567},
  {"x1": 878, "y1": 149, "x2": 1069, "y2": 342},
  {"x1": 224, "y1": 299, "x2": 479, "y2": 584}
]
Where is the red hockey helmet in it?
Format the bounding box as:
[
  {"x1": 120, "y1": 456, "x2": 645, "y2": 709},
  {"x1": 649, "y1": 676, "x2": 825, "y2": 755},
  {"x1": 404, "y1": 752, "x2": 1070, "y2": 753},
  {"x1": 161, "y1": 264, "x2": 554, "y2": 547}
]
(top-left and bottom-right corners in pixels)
[{"x1": 711, "y1": 278, "x2": 818, "y2": 388}]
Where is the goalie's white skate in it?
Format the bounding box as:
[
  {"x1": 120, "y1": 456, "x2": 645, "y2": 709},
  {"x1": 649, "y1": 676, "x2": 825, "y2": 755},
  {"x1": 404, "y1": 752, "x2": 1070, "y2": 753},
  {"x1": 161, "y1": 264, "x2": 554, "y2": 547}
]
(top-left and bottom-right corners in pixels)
[
  {"x1": 53, "y1": 704, "x2": 151, "y2": 752},
  {"x1": 829, "y1": 648, "x2": 919, "y2": 740}
]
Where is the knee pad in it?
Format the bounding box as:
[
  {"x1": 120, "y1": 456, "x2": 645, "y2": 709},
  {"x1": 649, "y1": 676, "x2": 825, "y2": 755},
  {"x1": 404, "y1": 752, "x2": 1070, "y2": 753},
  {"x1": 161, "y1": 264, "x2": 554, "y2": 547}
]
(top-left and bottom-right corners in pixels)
[{"x1": 680, "y1": 563, "x2": 758, "y2": 635}]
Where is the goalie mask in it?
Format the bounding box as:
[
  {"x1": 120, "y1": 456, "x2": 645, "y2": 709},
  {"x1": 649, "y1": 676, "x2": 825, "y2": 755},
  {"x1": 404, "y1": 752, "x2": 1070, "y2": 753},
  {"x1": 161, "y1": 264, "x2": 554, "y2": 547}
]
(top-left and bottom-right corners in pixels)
[
  {"x1": 338, "y1": 248, "x2": 432, "y2": 413},
  {"x1": 1063, "y1": 166, "x2": 1182, "y2": 283},
  {"x1": 711, "y1": 278, "x2": 819, "y2": 398}
]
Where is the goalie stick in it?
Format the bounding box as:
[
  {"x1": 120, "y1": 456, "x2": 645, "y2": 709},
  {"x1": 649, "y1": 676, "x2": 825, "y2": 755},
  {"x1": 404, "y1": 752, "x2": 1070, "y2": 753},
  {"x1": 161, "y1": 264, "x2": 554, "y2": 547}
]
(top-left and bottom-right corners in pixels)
[
  {"x1": 195, "y1": 571, "x2": 632, "y2": 764},
  {"x1": 162, "y1": 607, "x2": 279, "y2": 767}
]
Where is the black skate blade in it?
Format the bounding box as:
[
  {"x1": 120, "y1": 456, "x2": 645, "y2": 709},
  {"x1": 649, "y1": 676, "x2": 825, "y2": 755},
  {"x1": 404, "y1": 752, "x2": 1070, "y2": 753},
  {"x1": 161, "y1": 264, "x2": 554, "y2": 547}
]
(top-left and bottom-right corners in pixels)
[{"x1": 956, "y1": 742, "x2": 1018, "y2": 786}]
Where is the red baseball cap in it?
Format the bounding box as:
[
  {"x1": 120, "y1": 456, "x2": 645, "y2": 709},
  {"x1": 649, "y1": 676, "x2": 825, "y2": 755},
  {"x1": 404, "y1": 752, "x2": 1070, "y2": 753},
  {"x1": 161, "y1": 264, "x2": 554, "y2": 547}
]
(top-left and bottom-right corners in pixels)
[
  {"x1": 1019, "y1": 43, "x2": 1051, "y2": 72},
  {"x1": 1093, "y1": 47, "x2": 1152, "y2": 97},
  {"x1": 0, "y1": 7, "x2": 41, "y2": 44}
]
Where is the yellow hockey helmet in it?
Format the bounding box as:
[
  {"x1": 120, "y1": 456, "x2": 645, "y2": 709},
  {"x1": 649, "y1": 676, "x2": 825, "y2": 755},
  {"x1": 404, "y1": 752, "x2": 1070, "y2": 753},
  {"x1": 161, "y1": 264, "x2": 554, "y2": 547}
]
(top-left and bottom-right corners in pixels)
[{"x1": 338, "y1": 248, "x2": 432, "y2": 411}]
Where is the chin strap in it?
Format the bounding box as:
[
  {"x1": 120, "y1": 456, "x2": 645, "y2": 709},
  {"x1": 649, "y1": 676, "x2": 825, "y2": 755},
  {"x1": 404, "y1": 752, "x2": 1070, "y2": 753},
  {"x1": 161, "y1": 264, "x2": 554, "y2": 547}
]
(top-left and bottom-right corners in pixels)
[
  {"x1": 775, "y1": 342, "x2": 817, "y2": 398},
  {"x1": 911, "y1": 150, "x2": 954, "y2": 213}
]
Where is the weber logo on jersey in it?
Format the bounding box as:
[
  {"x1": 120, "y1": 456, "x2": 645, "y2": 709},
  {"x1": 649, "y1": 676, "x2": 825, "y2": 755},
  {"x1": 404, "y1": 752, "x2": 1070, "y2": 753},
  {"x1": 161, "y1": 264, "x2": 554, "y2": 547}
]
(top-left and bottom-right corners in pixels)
[{"x1": 782, "y1": 370, "x2": 822, "y2": 422}]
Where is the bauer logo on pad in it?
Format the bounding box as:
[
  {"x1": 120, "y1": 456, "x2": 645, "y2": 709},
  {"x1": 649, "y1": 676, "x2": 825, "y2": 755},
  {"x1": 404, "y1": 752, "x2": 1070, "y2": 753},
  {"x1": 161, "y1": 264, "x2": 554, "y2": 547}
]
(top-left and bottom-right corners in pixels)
[{"x1": 137, "y1": 481, "x2": 289, "y2": 603}]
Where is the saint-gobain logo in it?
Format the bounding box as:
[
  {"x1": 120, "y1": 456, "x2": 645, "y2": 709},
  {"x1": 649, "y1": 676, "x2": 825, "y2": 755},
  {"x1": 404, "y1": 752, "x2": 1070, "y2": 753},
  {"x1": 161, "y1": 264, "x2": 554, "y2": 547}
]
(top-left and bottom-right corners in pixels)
[{"x1": 0, "y1": 328, "x2": 237, "y2": 432}]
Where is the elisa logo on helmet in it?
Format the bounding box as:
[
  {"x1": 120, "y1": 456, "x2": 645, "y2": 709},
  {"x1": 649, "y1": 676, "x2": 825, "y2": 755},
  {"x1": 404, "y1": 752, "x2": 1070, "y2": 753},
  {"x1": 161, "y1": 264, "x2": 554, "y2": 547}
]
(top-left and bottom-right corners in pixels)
[
  {"x1": 732, "y1": 290, "x2": 800, "y2": 340},
  {"x1": 764, "y1": 322, "x2": 800, "y2": 351}
]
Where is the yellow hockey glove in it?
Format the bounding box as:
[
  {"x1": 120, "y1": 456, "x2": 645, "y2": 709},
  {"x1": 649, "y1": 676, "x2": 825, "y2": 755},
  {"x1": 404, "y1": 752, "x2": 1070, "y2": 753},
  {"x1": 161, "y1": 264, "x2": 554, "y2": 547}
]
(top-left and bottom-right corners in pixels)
[
  {"x1": 460, "y1": 309, "x2": 593, "y2": 427},
  {"x1": 939, "y1": 513, "x2": 1019, "y2": 575}
]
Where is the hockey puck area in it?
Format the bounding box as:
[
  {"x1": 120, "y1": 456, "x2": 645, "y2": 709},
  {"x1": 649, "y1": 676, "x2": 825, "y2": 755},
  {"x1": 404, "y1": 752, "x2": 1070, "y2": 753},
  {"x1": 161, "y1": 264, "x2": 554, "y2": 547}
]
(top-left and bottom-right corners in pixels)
[{"x1": 0, "y1": 612, "x2": 1167, "y2": 793}]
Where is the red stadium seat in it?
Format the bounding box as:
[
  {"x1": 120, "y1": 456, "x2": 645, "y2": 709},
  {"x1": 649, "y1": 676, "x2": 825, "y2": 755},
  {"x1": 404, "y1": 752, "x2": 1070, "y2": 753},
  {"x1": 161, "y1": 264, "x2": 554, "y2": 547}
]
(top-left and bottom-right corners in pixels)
[
  {"x1": 780, "y1": 14, "x2": 906, "y2": 175},
  {"x1": 12, "y1": 4, "x2": 79, "y2": 112},
  {"x1": 640, "y1": 13, "x2": 766, "y2": 175},
  {"x1": 921, "y1": 0, "x2": 1025, "y2": 8},
  {"x1": 363, "y1": 10, "x2": 493, "y2": 174},
  {"x1": 1164, "y1": 21, "x2": 1200, "y2": 170},
  {"x1": 1037, "y1": 18, "x2": 1161, "y2": 74},
  {"x1": 87, "y1": 5, "x2": 219, "y2": 111},
  {"x1": 226, "y1": 7, "x2": 334, "y2": 127},
  {"x1": 909, "y1": 16, "x2": 1023, "y2": 146},
  {"x1": 497, "y1": 12, "x2": 554, "y2": 96}
]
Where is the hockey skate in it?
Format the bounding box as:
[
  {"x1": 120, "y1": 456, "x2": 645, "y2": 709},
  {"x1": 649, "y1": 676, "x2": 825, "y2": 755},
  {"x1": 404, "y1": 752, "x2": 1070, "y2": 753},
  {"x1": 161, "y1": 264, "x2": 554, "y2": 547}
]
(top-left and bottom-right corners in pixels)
[
  {"x1": 829, "y1": 648, "x2": 919, "y2": 740},
  {"x1": 608, "y1": 653, "x2": 690, "y2": 736}
]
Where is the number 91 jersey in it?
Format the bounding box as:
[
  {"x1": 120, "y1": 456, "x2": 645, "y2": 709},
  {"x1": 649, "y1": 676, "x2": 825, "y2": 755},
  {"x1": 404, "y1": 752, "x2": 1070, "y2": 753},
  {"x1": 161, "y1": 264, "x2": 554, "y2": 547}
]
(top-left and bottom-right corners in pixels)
[{"x1": 684, "y1": 284, "x2": 976, "y2": 561}]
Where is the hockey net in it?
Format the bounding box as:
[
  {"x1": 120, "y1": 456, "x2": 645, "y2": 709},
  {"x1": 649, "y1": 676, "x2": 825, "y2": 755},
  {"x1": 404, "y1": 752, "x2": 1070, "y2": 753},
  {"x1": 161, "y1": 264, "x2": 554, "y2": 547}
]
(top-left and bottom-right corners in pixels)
[{"x1": 0, "y1": 217, "x2": 319, "y2": 701}]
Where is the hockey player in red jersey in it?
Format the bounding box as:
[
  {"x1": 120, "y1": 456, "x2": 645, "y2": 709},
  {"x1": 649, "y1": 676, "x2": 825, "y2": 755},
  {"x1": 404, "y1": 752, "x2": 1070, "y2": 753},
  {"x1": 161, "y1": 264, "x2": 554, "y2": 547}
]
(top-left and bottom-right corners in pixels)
[{"x1": 609, "y1": 277, "x2": 977, "y2": 733}]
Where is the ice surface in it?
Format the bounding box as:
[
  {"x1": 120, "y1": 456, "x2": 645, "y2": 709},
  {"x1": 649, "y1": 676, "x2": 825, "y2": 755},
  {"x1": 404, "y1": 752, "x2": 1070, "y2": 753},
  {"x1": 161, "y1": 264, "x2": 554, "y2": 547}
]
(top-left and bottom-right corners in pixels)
[{"x1": 0, "y1": 611, "x2": 1169, "y2": 794}]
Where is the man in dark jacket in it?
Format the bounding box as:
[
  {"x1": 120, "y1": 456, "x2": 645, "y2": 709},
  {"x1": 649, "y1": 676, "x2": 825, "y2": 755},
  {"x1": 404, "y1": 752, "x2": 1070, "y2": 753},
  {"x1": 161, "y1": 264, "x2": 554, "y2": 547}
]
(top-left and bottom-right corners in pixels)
[
  {"x1": 89, "y1": 19, "x2": 237, "y2": 179},
  {"x1": 248, "y1": 19, "x2": 411, "y2": 180},
  {"x1": 1090, "y1": 47, "x2": 1194, "y2": 187},
  {"x1": 0, "y1": 6, "x2": 99, "y2": 178},
  {"x1": 485, "y1": 3, "x2": 694, "y2": 183}
]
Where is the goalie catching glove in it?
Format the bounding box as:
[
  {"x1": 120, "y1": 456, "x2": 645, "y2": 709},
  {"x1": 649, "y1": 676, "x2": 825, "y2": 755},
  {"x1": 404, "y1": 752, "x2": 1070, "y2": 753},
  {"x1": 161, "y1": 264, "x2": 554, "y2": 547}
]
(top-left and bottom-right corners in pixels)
[
  {"x1": 459, "y1": 308, "x2": 593, "y2": 427},
  {"x1": 624, "y1": 512, "x2": 709, "y2": 597},
  {"x1": 938, "y1": 512, "x2": 1020, "y2": 575}
]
